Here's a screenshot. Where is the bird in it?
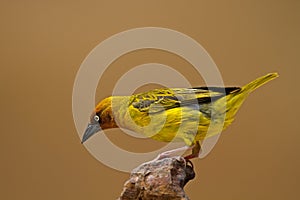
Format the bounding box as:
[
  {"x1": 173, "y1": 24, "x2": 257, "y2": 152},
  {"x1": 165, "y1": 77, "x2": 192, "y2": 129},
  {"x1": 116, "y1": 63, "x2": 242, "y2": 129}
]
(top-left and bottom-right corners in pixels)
[{"x1": 81, "y1": 72, "x2": 278, "y2": 159}]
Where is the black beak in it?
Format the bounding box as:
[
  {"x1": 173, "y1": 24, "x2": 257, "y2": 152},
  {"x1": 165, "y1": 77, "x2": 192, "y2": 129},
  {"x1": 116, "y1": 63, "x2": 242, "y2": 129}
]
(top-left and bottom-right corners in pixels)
[{"x1": 81, "y1": 123, "x2": 101, "y2": 144}]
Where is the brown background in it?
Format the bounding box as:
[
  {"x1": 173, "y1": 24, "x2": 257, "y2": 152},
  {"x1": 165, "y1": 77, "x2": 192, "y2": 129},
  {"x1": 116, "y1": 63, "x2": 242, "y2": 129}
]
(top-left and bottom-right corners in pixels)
[{"x1": 1, "y1": 0, "x2": 299, "y2": 199}]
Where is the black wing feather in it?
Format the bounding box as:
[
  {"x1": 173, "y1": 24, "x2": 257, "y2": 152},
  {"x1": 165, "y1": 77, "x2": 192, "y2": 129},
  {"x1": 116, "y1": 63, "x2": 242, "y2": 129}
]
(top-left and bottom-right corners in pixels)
[{"x1": 131, "y1": 87, "x2": 241, "y2": 113}]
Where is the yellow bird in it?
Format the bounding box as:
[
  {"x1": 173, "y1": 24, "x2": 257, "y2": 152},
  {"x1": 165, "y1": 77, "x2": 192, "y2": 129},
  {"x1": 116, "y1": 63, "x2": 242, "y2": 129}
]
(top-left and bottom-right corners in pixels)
[{"x1": 82, "y1": 73, "x2": 278, "y2": 159}]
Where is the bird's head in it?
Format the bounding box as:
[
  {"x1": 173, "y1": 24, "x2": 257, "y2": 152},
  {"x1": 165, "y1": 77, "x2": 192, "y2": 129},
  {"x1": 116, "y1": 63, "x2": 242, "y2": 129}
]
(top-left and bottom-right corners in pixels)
[{"x1": 81, "y1": 97, "x2": 118, "y2": 143}]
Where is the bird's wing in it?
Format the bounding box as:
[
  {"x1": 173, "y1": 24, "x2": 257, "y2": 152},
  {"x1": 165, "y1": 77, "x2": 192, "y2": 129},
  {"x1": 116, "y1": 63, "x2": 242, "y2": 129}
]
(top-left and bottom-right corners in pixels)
[{"x1": 130, "y1": 87, "x2": 240, "y2": 114}]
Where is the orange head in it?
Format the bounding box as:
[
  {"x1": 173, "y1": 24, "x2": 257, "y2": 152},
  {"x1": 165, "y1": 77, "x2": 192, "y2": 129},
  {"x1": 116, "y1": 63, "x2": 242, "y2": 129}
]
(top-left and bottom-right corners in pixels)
[{"x1": 81, "y1": 97, "x2": 118, "y2": 143}]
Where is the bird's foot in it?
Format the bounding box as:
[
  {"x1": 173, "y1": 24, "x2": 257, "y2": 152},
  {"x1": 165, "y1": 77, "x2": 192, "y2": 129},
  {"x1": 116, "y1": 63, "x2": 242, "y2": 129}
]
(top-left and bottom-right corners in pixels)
[
  {"x1": 184, "y1": 152, "x2": 200, "y2": 160},
  {"x1": 175, "y1": 156, "x2": 194, "y2": 171},
  {"x1": 184, "y1": 141, "x2": 201, "y2": 160},
  {"x1": 152, "y1": 154, "x2": 193, "y2": 171}
]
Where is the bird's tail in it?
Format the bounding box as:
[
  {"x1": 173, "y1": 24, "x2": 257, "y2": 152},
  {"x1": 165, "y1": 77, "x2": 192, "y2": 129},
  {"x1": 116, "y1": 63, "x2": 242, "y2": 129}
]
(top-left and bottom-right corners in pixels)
[
  {"x1": 220, "y1": 72, "x2": 279, "y2": 128},
  {"x1": 240, "y1": 72, "x2": 279, "y2": 94},
  {"x1": 198, "y1": 72, "x2": 278, "y2": 139}
]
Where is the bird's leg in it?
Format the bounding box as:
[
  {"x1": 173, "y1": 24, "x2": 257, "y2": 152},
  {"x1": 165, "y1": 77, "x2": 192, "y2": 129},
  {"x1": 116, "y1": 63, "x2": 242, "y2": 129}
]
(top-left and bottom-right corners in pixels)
[
  {"x1": 154, "y1": 145, "x2": 195, "y2": 160},
  {"x1": 184, "y1": 141, "x2": 201, "y2": 160}
]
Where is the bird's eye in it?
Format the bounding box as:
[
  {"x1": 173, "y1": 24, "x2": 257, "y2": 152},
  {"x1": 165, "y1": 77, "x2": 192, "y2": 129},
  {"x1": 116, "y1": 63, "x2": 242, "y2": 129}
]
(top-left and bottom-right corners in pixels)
[{"x1": 94, "y1": 115, "x2": 100, "y2": 122}]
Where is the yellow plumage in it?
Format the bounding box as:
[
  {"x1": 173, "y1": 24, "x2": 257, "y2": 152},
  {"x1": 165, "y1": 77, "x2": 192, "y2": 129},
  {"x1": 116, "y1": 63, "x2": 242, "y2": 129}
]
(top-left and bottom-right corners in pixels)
[{"x1": 82, "y1": 73, "x2": 278, "y2": 158}]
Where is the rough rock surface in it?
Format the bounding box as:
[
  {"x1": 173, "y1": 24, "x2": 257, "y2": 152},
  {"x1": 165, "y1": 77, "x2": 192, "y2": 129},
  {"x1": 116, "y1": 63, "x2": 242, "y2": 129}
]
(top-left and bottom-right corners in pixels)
[{"x1": 118, "y1": 157, "x2": 195, "y2": 200}]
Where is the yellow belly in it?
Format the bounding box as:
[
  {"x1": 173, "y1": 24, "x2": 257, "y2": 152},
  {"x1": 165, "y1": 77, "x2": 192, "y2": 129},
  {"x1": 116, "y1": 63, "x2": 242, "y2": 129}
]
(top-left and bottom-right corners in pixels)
[{"x1": 125, "y1": 106, "x2": 228, "y2": 146}]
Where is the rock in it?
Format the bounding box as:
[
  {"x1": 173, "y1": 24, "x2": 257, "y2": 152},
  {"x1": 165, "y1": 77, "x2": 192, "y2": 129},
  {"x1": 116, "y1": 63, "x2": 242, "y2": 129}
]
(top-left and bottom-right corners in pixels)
[{"x1": 118, "y1": 157, "x2": 195, "y2": 200}]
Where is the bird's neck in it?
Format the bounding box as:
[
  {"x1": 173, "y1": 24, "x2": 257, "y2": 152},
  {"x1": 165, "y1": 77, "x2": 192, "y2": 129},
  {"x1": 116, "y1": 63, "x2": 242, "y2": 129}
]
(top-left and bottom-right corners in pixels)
[{"x1": 109, "y1": 96, "x2": 132, "y2": 128}]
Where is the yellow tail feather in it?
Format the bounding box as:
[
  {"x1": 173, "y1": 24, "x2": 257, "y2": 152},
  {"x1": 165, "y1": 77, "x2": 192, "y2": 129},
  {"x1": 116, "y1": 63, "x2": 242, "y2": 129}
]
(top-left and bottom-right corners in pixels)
[
  {"x1": 221, "y1": 72, "x2": 279, "y2": 129},
  {"x1": 241, "y1": 72, "x2": 279, "y2": 94}
]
